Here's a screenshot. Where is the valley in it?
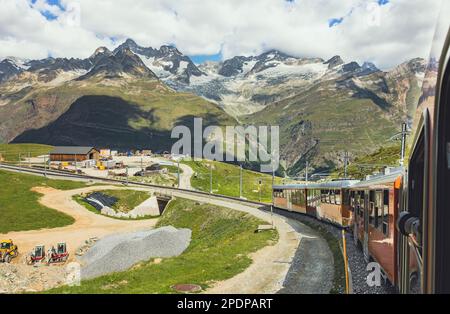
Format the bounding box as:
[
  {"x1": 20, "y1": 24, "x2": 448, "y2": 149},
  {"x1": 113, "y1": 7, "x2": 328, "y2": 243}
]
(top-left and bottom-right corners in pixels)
[{"x1": 0, "y1": 39, "x2": 425, "y2": 174}]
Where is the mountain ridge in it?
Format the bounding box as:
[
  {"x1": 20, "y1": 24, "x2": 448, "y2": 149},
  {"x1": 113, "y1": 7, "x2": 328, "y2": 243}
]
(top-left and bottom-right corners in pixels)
[{"x1": 0, "y1": 39, "x2": 426, "y2": 174}]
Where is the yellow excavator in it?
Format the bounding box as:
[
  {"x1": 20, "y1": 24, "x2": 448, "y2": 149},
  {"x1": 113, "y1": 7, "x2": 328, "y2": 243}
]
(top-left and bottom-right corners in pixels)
[{"x1": 0, "y1": 239, "x2": 19, "y2": 263}]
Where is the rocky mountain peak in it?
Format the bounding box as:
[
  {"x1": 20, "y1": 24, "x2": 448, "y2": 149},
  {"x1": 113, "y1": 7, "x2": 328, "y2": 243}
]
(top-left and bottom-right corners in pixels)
[
  {"x1": 342, "y1": 61, "x2": 361, "y2": 73},
  {"x1": 159, "y1": 45, "x2": 182, "y2": 56},
  {"x1": 92, "y1": 47, "x2": 112, "y2": 58},
  {"x1": 324, "y1": 55, "x2": 344, "y2": 69}
]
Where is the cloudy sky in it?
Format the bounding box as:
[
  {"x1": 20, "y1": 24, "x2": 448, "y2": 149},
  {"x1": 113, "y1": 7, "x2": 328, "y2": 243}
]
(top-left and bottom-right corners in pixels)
[{"x1": 0, "y1": 0, "x2": 443, "y2": 69}]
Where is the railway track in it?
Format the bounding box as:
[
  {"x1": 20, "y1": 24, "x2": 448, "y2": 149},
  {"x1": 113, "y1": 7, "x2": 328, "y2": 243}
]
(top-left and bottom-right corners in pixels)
[{"x1": 0, "y1": 163, "x2": 269, "y2": 209}]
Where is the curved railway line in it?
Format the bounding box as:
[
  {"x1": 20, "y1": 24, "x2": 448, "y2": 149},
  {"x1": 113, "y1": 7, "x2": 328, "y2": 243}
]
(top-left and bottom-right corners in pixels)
[{"x1": 0, "y1": 162, "x2": 340, "y2": 294}]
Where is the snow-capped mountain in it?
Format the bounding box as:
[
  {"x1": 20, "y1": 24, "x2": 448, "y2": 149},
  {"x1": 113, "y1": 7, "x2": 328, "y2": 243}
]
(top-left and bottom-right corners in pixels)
[
  {"x1": 0, "y1": 57, "x2": 30, "y2": 83},
  {"x1": 0, "y1": 39, "x2": 427, "y2": 173},
  {"x1": 167, "y1": 50, "x2": 387, "y2": 117},
  {"x1": 113, "y1": 39, "x2": 204, "y2": 84}
]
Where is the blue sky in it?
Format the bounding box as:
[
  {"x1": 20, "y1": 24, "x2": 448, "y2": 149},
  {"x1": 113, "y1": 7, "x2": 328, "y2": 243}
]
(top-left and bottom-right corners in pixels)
[{"x1": 189, "y1": 53, "x2": 222, "y2": 64}]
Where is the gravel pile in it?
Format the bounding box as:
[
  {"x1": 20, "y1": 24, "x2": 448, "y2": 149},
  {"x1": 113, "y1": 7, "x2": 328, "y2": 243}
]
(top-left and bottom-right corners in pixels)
[{"x1": 79, "y1": 226, "x2": 191, "y2": 279}]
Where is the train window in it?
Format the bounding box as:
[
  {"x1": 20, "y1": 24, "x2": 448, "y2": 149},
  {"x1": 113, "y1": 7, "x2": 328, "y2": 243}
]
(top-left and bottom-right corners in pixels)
[
  {"x1": 369, "y1": 202, "x2": 375, "y2": 225},
  {"x1": 383, "y1": 190, "x2": 389, "y2": 236},
  {"x1": 292, "y1": 190, "x2": 305, "y2": 205},
  {"x1": 375, "y1": 191, "x2": 383, "y2": 231},
  {"x1": 369, "y1": 191, "x2": 375, "y2": 225},
  {"x1": 343, "y1": 190, "x2": 350, "y2": 206},
  {"x1": 359, "y1": 191, "x2": 365, "y2": 218},
  {"x1": 336, "y1": 190, "x2": 341, "y2": 205}
]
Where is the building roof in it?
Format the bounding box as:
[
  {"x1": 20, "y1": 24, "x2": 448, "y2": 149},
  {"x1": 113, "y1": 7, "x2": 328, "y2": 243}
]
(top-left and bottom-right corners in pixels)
[{"x1": 50, "y1": 146, "x2": 97, "y2": 155}]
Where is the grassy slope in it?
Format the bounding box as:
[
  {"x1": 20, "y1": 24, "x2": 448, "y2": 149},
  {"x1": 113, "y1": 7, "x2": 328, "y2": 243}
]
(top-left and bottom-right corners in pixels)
[
  {"x1": 0, "y1": 79, "x2": 236, "y2": 146},
  {"x1": 91, "y1": 189, "x2": 151, "y2": 213},
  {"x1": 0, "y1": 143, "x2": 53, "y2": 162},
  {"x1": 0, "y1": 170, "x2": 88, "y2": 233},
  {"x1": 73, "y1": 194, "x2": 157, "y2": 221},
  {"x1": 331, "y1": 144, "x2": 402, "y2": 179},
  {"x1": 183, "y1": 160, "x2": 282, "y2": 203},
  {"x1": 47, "y1": 198, "x2": 278, "y2": 294}
]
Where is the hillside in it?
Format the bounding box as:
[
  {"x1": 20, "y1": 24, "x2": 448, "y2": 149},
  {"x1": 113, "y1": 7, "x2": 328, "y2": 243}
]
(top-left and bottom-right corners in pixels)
[
  {"x1": 0, "y1": 47, "x2": 235, "y2": 151},
  {"x1": 331, "y1": 144, "x2": 402, "y2": 179},
  {"x1": 0, "y1": 143, "x2": 53, "y2": 162},
  {"x1": 0, "y1": 39, "x2": 424, "y2": 173}
]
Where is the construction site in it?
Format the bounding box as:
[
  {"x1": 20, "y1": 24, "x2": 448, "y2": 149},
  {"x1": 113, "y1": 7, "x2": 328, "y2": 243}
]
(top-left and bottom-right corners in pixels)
[{"x1": 0, "y1": 145, "x2": 305, "y2": 294}]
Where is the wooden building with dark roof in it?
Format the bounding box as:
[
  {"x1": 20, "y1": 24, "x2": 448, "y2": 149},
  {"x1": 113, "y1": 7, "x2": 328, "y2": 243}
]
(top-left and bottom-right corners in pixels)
[{"x1": 49, "y1": 146, "x2": 99, "y2": 162}]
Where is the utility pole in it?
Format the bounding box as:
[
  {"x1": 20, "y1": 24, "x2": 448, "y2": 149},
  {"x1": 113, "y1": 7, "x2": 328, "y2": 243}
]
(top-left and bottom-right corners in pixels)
[
  {"x1": 343, "y1": 152, "x2": 349, "y2": 179},
  {"x1": 271, "y1": 168, "x2": 275, "y2": 228},
  {"x1": 44, "y1": 156, "x2": 47, "y2": 177},
  {"x1": 305, "y1": 162, "x2": 309, "y2": 183},
  {"x1": 209, "y1": 163, "x2": 213, "y2": 194},
  {"x1": 259, "y1": 179, "x2": 262, "y2": 203},
  {"x1": 177, "y1": 160, "x2": 180, "y2": 188},
  {"x1": 400, "y1": 122, "x2": 407, "y2": 166},
  {"x1": 239, "y1": 165, "x2": 243, "y2": 199}
]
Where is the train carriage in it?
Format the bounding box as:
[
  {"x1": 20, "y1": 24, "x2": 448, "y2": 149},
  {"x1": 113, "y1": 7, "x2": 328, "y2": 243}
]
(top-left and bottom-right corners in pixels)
[
  {"x1": 273, "y1": 180, "x2": 358, "y2": 227},
  {"x1": 272, "y1": 1, "x2": 450, "y2": 294},
  {"x1": 349, "y1": 168, "x2": 404, "y2": 285},
  {"x1": 395, "y1": 1, "x2": 450, "y2": 294}
]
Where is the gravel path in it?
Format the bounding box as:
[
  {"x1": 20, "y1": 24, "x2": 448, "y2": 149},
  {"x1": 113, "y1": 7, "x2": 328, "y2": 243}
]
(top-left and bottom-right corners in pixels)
[
  {"x1": 277, "y1": 218, "x2": 334, "y2": 294},
  {"x1": 272, "y1": 208, "x2": 396, "y2": 294}
]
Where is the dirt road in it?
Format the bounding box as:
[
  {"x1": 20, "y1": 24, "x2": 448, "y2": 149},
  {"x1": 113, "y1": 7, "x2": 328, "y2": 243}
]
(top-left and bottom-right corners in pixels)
[
  {"x1": 1, "y1": 185, "x2": 157, "y2": 263},
  {"x1": 0, "y1": 168, "x2": 331, "y2": 294}
]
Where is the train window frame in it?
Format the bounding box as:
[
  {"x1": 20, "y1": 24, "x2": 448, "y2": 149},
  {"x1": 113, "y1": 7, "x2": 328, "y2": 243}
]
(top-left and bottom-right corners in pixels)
[
  {"x1": 369, "y1": 191, "x2": 375, "y2": 226},
  {"x1": 382, "y1": 189, "x2": 389, "y2": 236},
  {"x1": 375, "y1": 190, "x2": 383, "y2": 231},
  {"x1": 335, "y1": 190, "x2": 342, "y2": 205},
  {"x1": 359, "y1": 191, "x2": 365, "y2": 219}
]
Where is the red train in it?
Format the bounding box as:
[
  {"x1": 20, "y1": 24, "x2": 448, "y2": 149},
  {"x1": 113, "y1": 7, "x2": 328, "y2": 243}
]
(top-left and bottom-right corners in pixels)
[
  {"x1": 273, "y1": 1, "x2": 450, "y2": 293},
  {"x1": 273, "y1": 168, "x2": 403, "y2": 286}
]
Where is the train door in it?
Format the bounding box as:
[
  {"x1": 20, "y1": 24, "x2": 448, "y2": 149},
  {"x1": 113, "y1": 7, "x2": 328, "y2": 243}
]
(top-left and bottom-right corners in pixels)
[
  {"x1": 398, "y1": 118, "x2": 427, "y2": 294},
  {"x1": 363, "y1": 190, "x2": 370, "y2": 262},
  {"x1": 352, "y1": 191, "x2": 359, "y2": 246},
  {"x1": 434, "y1": 56, "x2": 450, "y2": 293}
]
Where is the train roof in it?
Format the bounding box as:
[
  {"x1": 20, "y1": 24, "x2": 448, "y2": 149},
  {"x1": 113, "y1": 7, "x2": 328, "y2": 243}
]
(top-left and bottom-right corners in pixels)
[
  {"x1": 350, "y1": 168, "x2": 404, "y2": 188},
  {"x1": 273, "y1": 167, "x2": 405, "y2": 190},
  {"x1": 273, "y1": 180, "x2": 359, "y2": 190}
]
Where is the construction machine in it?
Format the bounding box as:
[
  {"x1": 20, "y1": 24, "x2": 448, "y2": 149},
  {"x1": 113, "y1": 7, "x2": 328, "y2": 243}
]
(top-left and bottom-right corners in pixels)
[
  {"x1": 47, "y1": 242, "x2": 69, "y2": 264},
  {"x1": 26, "y1": 245, "x2": 46, "y2": 265},
  {"x1": 0, "y1": 239, "x2": 19, "y2": 263}
]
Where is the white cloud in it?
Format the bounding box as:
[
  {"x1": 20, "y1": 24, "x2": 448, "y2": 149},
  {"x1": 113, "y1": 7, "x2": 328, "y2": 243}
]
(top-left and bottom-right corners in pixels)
[{"x1": 0, "y1": 0, "x2": 443, "y2": 69}]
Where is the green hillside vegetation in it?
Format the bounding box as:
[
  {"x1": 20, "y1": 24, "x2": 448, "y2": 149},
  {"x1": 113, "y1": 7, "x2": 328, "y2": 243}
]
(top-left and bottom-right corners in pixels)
[
  {"x1": 331, "y1": 144, "x2": 402, "y2": 179},
  {"x1": 1, "y1": 78, "x2": 236, "y2": 149},
  {"x1": 0, "y1": 143, "x2": 53, "y2": 162},
  {"x1": 183, "y1": 160, "x2": 282, "y2": 203},
  {"x1": 47, "y1": 198, "x2": 278, "y2": 293},
  {"x1": 245, "y1": 80, "x2": 400, "y2": 173},
  {"x1": 91, "y1": 189, "x2": 150, "y2": 213},
  {"x1": 0, "y1": 170, "x2": 89, "y2": 233}
]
